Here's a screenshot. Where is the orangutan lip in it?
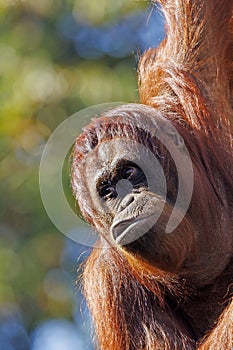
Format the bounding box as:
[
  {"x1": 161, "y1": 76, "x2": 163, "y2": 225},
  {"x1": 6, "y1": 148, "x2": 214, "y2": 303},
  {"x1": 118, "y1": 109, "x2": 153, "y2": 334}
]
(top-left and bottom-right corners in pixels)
[{"x1": 111, "y1": 214, "x2": 157, "y2": 246}]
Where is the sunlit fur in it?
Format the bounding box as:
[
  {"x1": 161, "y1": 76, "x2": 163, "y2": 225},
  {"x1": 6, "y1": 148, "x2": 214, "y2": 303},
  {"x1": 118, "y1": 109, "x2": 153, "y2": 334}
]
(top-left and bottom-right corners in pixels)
[{"x1": 71, "y1": 1, "x2": 233, "y2": 349}]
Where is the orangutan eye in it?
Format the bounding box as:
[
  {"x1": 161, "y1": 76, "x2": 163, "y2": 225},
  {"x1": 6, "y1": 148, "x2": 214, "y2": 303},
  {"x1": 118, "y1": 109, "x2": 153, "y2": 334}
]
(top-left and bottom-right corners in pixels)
[
  {"x1": 122, "y1": 166, "x2": 139, "y2": 180},
  {"x1": 121, "y1": 164, "x2": 147, "y2": 188},
  {"x1": 98, "y1": 182, "x2": 117, "y2": 201}
]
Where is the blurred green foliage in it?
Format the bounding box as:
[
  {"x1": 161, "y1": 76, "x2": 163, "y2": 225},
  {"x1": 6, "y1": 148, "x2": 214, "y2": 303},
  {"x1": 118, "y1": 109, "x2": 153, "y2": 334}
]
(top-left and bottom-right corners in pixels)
[{"x1": 0, "y1": 0, "x2": 154, "y2": 347}]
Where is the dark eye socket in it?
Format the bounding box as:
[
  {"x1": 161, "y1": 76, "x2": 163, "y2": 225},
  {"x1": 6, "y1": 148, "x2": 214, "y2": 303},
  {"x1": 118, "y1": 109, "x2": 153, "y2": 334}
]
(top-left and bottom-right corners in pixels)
[
  {"x1": 97, "y1": 162, "x2": 147, "y2": 201},
  {"x1": 121, "y1": 164, "x2": 147, "y2": 187},
  {"x1": 122, "y1": 166, "x2": 138, "y2": 180},
  {"x1": 98, "y1": 184, "x2": 116, "y2": 201}
]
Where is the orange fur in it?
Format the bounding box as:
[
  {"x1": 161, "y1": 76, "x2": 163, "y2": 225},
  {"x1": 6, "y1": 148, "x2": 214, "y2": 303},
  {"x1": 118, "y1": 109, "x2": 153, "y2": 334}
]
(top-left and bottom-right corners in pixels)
[{"x1": 72, "y1": 1, "x2": 233, "y2": 349}]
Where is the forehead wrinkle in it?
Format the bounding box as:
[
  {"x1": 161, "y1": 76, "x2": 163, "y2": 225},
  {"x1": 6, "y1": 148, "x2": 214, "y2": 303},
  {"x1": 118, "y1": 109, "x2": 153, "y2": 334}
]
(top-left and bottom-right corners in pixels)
[
  {"x1": 86, "y1": 138, "x2": 138, "y2": 187},
  {"x1": 92, "y1": 143, "x2": 127, "y2": 183},
  {"x1": 94, "y1": 156, "x2": 126, "y2": 185}
]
